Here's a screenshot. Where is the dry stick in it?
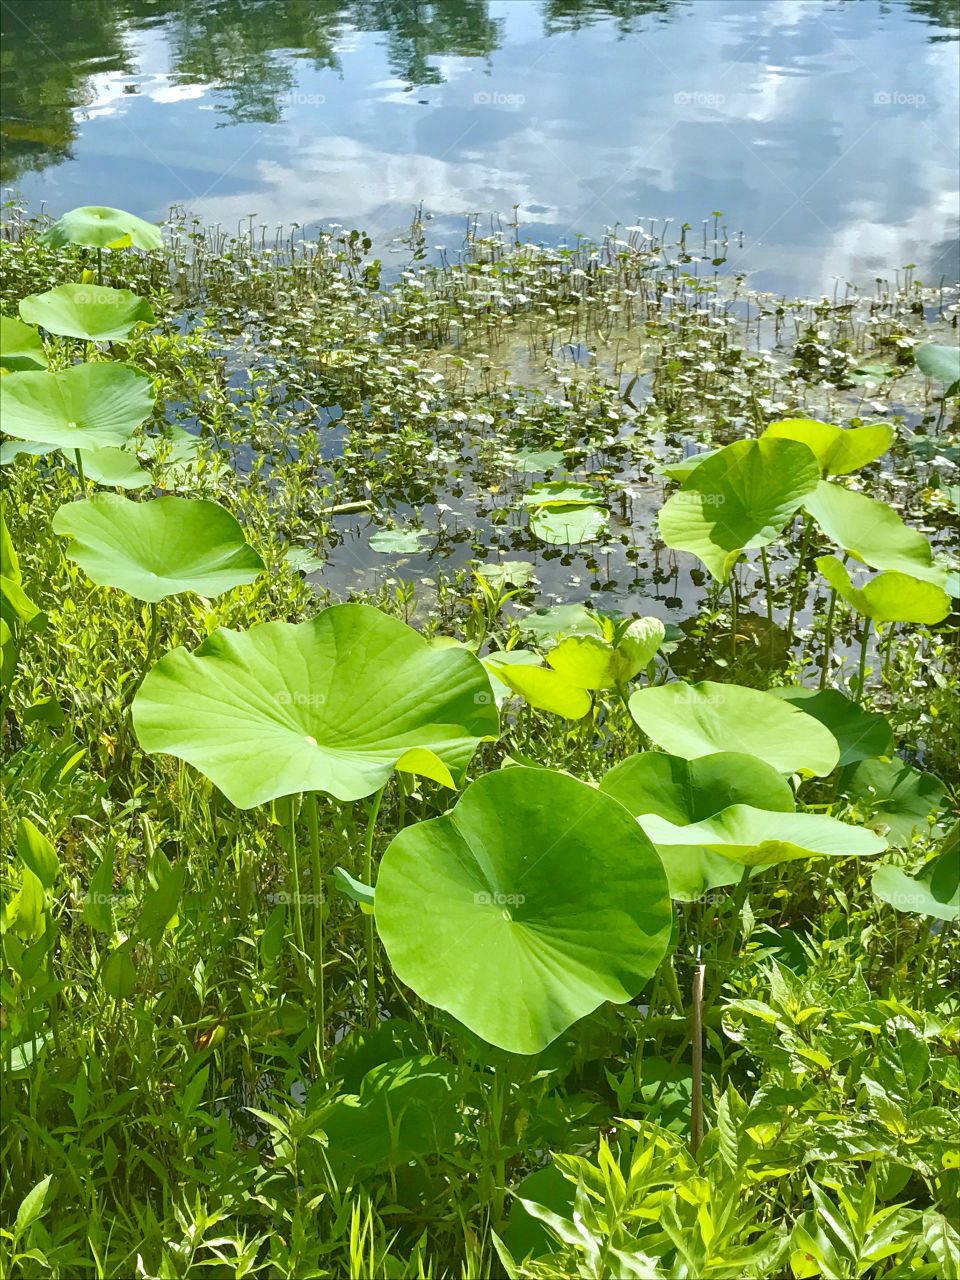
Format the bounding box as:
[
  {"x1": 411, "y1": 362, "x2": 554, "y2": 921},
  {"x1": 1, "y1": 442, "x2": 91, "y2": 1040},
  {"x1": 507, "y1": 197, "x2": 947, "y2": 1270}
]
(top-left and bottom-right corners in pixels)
[{"x1": 691, "y1": 951, "x2": 706, "y2": 1156}]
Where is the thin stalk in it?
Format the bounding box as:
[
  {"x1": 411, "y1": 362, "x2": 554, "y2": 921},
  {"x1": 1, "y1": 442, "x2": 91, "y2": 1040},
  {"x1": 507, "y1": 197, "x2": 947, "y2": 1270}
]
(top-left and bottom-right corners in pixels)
[
  {"x1": 856, "y1": 617, "x2": 872, "y2": 702},
  {"x1": 96, "y1": 247, "x2": 103, "y2": 285},
  {"x1": 74, "y1": 450, "x2": 87, "y2": 491},
  {"x1": 691, "y1": 956, "x2": 706, "y2": 1156},
  {"x1": 883, "y1": 622, "x2": 897, "y2": 683},
  {"x1": 760, "y1": 545, "x2": 774, "y2": 626},
  {"x1": 284, "y1": 796, "x2": 307, "y2": 978},
  {"x1": 305, "y1": 792, "x2": 325, "y2": 1049},
  {"x1": 728, "y1": 575, "x2": 739, "y2": 661},
  {"x1": 787, "y1": 514, "x2": 812, "y2": 647},
  {"x1": 362, "y1": 784, "x2": 386, "y2": 1026},
  {"x1": 819, "y1": 587, "x2": 838, "y2": 689}
]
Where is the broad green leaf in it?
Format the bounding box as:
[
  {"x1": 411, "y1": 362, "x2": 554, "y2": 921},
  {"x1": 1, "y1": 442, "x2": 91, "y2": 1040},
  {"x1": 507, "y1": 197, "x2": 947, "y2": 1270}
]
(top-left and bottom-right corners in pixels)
[
  {"x1": 369, "y1": 527, "x2": 428, "y2": 554},
  {"x1": 83, "y1": 846, "x2": 117, "y2": 934},
  {"x1": 475, "y1": 560, "x2": 536, "y2": 590},
  {"x1": 133, "y1": 604, "x2": 499, "y2": 807},
  {"x1": 769, "y1": 687, "x2": 894, "y2": 766},
  {"x1": 846, "y1": 756, "x2": 949, "y2": 847},
  {"x1": 375, "y1": 768, "x2": 672, "y2": 1054},
  {"x1": 520, "y1": 482, "x2": 605, "y2": 507},
  {"x1": 80, "y1": 446, "x2": 152, "y2": 490},
  {"x1": 546, "y1": 617, "x2": 665, "y2": 689},
  {"x1": 16, "y1": 818, "x2": 59, "y2": 889},
  {"x1": 601, "y1": 750, "x2": 795, "y2": 899},
  {"x1": 762, "y1": 419, "x2": 894, "y2": 476},
  {"x1": 136, "y1": 862, "x2": 186, "y2": 943},
  {"x1": 502, "y1": 1165, "x2": 575, "y2": 1262},
  {"x1": 804, "y1": 481, "x2": 947, "y2": 586},
  {"x1": 915, "y1": 343, "x2": 960, "y2": 389},
  {"x1": 658, "y1": 437, "x2": 820, "y2": 580},
  {"x1": 102, "y1": 942, "x2": 138, "y2": 999},
  {"x1": 333, "y1": 866, "x2": 375, "y2": 913},
  {"x1": 1, "y1": 504, "x2": 20, "y2": 584},
  {"x1": 0, "y1": 363, "x2": 154, "y2": 451},
  {"x1": 20, "y1": 283, "x2": 154, "y2": 342},
  {"x1": 656, "y1": 448, "x2": 721, "y2": 483},
  {"x1": 872, "y1": 842, "x2": 959, "y2": 923},
  {"x1": 53, "y1": 495, "x2": 265, "y2": 602},
  {"x1": 0, "y1": 315, "x2": 47, "y2": 371},
  {"x1": 6, "y1": 867, "x2": 45, "y2": 939},
  {"x1": 516, "y1": 604, "x2": 603, "y2": 645},
  {"x1": 509, "y1": 449, "x2": 565, "y2": 473},
  {"x1": 41, "y1": 205, "x2": 163, "y2": 251},
  {"x1": 816, "y1": 555, "x2": 951, "y2": 624},
  {"x1": 529, "y1": 503, "x2": 607, "y2": 545},
  {"x1": 483, "y1": 651, "x2": 591, "y2": 719},
  {"x1": 639, "y1": 804, "x2": 885, "y2": 867},
  {"x1": 628, "y1": 680, "x2": 840, "y2": 776},
  {"x1": 319, "y1": 1056, "x2": 461, "y2": 1175}
]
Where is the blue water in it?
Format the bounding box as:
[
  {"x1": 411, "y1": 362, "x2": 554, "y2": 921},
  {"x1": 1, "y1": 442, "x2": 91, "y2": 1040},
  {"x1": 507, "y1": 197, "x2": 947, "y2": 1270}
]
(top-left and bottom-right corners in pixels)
[{"x1": 2, "y1": 0, "x2": 958, "y2": 294}]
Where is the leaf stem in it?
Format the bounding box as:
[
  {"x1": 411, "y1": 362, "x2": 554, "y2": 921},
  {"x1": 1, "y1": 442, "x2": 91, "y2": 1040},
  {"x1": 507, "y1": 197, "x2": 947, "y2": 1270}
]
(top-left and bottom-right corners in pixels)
[
  {"x1": 787, "y1": 514, "x2": 812, "y2": 647},
  {"x1": 74, "y1": 449, "x2": 86, "y2": 491},
  {"x1": 305, "y1": 791, "x2": 325, "y2": 1051},
  {"x1": 856, "y1": 617, "x2": 872, "y2": 703},
  {"x1": 362, "y1": 784, "x2": 386, "y2": 1026},
  {"x1": 819, "y1": 587, "x2": 838, "y2": 689}
]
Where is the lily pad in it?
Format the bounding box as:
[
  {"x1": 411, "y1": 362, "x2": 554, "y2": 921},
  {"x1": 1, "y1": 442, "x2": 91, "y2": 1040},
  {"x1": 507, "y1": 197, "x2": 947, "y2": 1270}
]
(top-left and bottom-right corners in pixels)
[
  {"x1": 915, "y1": 343, "x2": 960, "y2": 393},
  {"x1": 53, "y1": 495, "x2": 264, "y2": 602},
  {"x1": 871, "y1": 824, "x2": 959, "y2": 921},
  {"x1": 19, "y1": 284, "x2": 155, "y2": 342},
  {"x1": 41, "y1": 205, "x2": 163, "y2": 251},
  {"x1": 658, "y1": 437, "x2": 820, "y2": 581},
  {"x1": 639, "y1": 804, "x2": 885, "y2": 867},
  {"x1": 475, "y1": 560, "x2": 536, "y2": 591},
  {"x1": 509, "y1": 449, "x2": 565, "y2": 473},
  {"x1": 516, "y1": 604, "x2": 602, "y2": 645},
  {"x1": 0, "y1": 363, "x2": 154, "y2": 451},
  {"x1": 816, "y1": 556, "x2": 951, "y2": 625},
  {"x1": 628, "y1": 679, "x2": 840, "y2": 776},
  {"x1": 520, "y1": 482, "x2": 605, "y2": 507},
  {"x1": 369, "y1": 528, "x2": 429, "y2": 554},
  {"x1": 133, "y1": 604, "x2": 499, "y2": 807},
  {"x1": 762, "y1": 419, "x2": 894, "y2": 476},
  {"x1": 805, "y1": 481, "x2": 947, "y2": 587},
  {"x1": 0, "y1": 316, "x2": 47, "y2": 371},
  {"x1": 530, "y1": 504, "x2": 607, "y2": 545},
  {"x1": 375, "y1": 768, "x2": 672, "y2": 1054},
  {"x1": 601, "y1": 751, "x2": 796, "y2": 899},
  {"x1": 769, "y1": 687, "x2": 894, "y2": 767},
  {"x1": 846, "y1": 756, "x2": 949, "y2": 847}
]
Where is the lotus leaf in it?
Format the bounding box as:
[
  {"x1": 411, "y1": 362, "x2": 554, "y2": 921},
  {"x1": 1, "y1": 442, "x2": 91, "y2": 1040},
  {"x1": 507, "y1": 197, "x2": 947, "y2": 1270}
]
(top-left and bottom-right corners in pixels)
[
  {"x1": 375, "y1": 768, "x2": 672, "y2": 1054},
  {"x1": 133, "y1": 604, "x2": 499, "y2": 807},
  {"x1": 816, "y1": 555, "x2": 951, "y2": 624},
  {"x1": 40, "y1": 205, "x2": 163, "y2": 251},
  {"x1": 0, "y1": 364, "x2": 154, "y2": 451},
  {"x1": 805, "y1": 481, "x2": 947, "y2": 586},
  {"x1": 628, "y1": 679, "x2": 840, "y2": 776},
  {"x1": 846, "y1": 756, "x2": 949, "y2": 847},
  {"x1": 762, "y1": 418, "x2": 894, "y2": 475},
  {"x1": 769, "y1": 687, "x2": 894, "y2": 766},
  {"x1": 658, "y1": 437, "x2": 820, "y2": 580},
  {"x1": 0, "y1": 316, "x2": 47, "y2": 371},
  {"x1": 19, "y1": 284, "x2": 155, "y2": 343}
]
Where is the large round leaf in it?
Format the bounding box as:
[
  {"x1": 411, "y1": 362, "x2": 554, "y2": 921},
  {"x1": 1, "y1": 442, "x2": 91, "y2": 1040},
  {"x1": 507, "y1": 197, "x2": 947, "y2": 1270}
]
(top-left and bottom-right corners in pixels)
[
  {"x1": 600, "y1": 751, "x2": 795, "y2": 899},
  {"x1": 1, "y1": 440, "x2": 150, "y2": 490},
  {"x1": 872, "y1": 824, "x2": 959, "y2": 922},
  {"x1": 817, "y1": 555, "x2": 951, "y2": 624},
  {"x1": 546, "y1": 618, "x2": 665, "y2": 689},
  {"x1": 53, "y1": 496, "x2": 264, "y2": 602},
  {"x1": 762, "y1": 419, "x2": 894, "y2": 476},
  {"x1": 0, "y1": 364, "x2": 154, "y2": 450},
  {"x1": 0, "y1": 316, "x2": 47, "y2": 371},
  {"x1": 915, "y1": 343, "x2": 960, "y2": 391},
  {"x1": 658, "y1": 437, "x2": 820, "y2": 580},
  {"x1": 804, "y1": 481, "x2": 947, "y2": 587},
  {"x1": 639, "y1": 804, "x2": 886, "y2": 867},
  {"x1": 846, "y1": 756, "x2": 949, "y2": 847},
  {"x1": 375, "y1": 769, "x2": 672, "y2": 1054},
  {"x1": 40, "y1": 205, "x2": 163, "y2": 251},
  {"x1": 133, "y1": 604, "x2": 499, "y2": 807},
  {"x1": 19, "y1": 284, "x2": 155, "y2": 342},
  {"x1": 628, "y1": 680, "x2": 840, "y2": 776},
  {"x1": 529, "y1": 504, "x2": 607, "y2": 545},
  {"x1": 769, "y1": 687, "x2": 894, "y2": 766}
]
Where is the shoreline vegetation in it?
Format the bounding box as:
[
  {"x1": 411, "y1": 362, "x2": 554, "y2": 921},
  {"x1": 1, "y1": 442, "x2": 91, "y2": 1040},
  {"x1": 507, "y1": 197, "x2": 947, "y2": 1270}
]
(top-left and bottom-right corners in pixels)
[{"x1": 1, "y1": 203, "x2": 958, "y2": 1279}]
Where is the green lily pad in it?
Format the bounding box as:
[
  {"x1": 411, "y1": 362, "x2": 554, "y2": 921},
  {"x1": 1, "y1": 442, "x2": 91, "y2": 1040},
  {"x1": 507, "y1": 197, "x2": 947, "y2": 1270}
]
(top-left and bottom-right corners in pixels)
[
  {"x1": 41, "y1": 205, "x2": 163, "y2": 251},
  {"x1": 284, "y1": 545, "x2": 326, "y2": 574},
  {"x1": 520, "y1": 482, "x2": 605, "y2": 507},
  {"x1": 530, "y1": 504, "x2": 607, "y2": 545},
  {"x1": 639, "y1": 804, "x2": 885, "y2": 867},
  {"x1": 317, "y1": 1055, "x2": 461, "y2": 1176},
  {"x1": 628, "y1": 679, "x2": 840, "y2": 776},
  {"x1": 769, "y1": 687, "x2": 894, "y2": 767},
  {"x1": 475, "y1": 560, "x2": 536, "y2": 591},
  {"x1": 19, "y1": 284, "x2": 155, "y2": 342},
  {"x1": 762, "y1": 419, "x2": 894, "y2": 476},
  {"x1": 133, "y1": 604, "x2": 499, "y2": 807},
  {"x1": 369, "y1": 528, "x2": 428, "y2": 554},
  {"x1": 0, "y1": 316, "x2": 47, "y2": 371},
  {"x1": 516, "y1": 605, "x2": 602, "y2": 645},
  {"x1": 601, "y1": 750, "x2": 795, "y2": 899},
  {"x1": 375, "y1": 768, "x2": 672, "y2": 1054},
  {"x1": 871, "y1": 824, "x2": 959, "y2": 921},
  {"x1": 915, "y1": 343, "x2": 960, "y2": 392},
  {"x1": 53, "y1": 495, "x2": 264, "y2": 602},
  {"x1": 846, "y1": 756, "x2": 949, "y2": 847},
  {"x1": 658, "y1": 437, "x2": 820, "y2": 581},
  {"x1": 817, "y1": 556, "x2": 951, "y2": 625},
  {"x1": 0, "y1": 363, "x2": 154, "y2": 451},
  {"x1": 805, "y1": 481, "x2": 947, "y2": 587},
  {"x1": 509, "y1": 449, "x2": 565, "y2": 473}
]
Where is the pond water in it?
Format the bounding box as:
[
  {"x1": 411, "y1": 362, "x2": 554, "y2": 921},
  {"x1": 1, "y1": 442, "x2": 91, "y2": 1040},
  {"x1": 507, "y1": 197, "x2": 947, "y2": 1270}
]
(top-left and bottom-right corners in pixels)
[{"x1": 2, "y1": 0, "x2": 958, "y2": 297}]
